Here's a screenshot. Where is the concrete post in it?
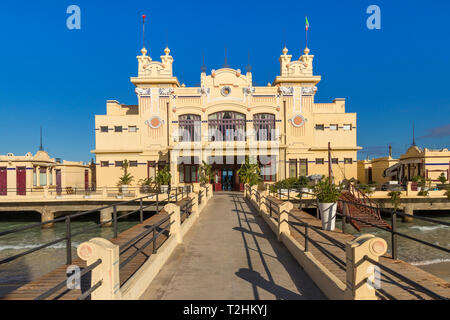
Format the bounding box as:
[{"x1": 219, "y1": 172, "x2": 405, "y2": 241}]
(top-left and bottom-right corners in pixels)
[
  {"x1": 259, "y1": 190, "x2": 269, "y2": 215},
  {"x1": 345, "y1": 234, "x2": 388, "y2": 300},
  {"x1": 277, "y1": 201, "x2": 293, "y2": 241},
  {"x1": 77, "y1": 238, "x2": 121, "y2": 300},
  {"x1": 250, "y1": 185, "x2": 257, "y2": 204},
  {"x1": 164, "y1": 203, "x2": 182, "y2": 244},
  {"x1": 100, "y1": 207, "x2": 113, "y2": 227},
  {"x1": 403, "y1": 204, "x2": 414, "y2": 223},
  {"x1": 41, "y1": 207, "x2": 55, "y2": 229},
  {"x1": 406, "y1": 181, "x2": 412, "y2": 196},
  {"x1": 102, "y1": 186, "x2": 108, "y2": 198},
  {"x1": 189, "y1": 192, "x2": 199, "y2": 218}
]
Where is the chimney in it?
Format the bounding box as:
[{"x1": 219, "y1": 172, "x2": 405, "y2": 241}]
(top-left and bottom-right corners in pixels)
[{"x1": 389, "y1": 145, "x2": 392, "y2": 157}]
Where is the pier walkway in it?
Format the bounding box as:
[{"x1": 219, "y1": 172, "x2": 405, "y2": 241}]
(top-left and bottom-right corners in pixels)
[{"x1": 140, "y1": 192, "x2": 325, "y2": 300}]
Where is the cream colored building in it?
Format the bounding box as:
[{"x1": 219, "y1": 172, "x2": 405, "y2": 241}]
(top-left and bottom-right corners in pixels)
[
  {"x1": 0, "y1": 150, "x2": 93, "y2": 196},
  {"x1": 93, "y1": 44, "x2": 360, "y2": 191},
  {"x1": 357, "y1": 147, "x2": 399, "y2": 184},
  {"x1": 397, "y1": 146, "x2": 450, "y2": 182}
]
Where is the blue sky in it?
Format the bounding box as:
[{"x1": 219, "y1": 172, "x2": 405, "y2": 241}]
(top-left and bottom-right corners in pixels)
[{"x1": 0, "y1": 0, "x2": 449, "y2": 163}]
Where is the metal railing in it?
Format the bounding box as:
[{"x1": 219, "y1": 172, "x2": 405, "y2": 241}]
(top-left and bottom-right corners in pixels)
[
  {"x1": 35, "y1": 258, "x2": 103, "y2": 300},
  {"x1": 180, "y1": 198, "x2": 194, "y2": 223},
  {"x1": 0, "y1": 186, "x2": 191, "y2": 299},
  {"x1": 248, "y1": 186, "x2": 449, "y2": 300},
  {"x1": 119, "y1": 212, "x2": 174, "y2": 271}
]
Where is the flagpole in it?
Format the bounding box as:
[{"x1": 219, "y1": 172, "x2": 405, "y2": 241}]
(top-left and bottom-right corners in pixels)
[{"x1": 142, "y1": 14, "x2": 146, "y2": 49}]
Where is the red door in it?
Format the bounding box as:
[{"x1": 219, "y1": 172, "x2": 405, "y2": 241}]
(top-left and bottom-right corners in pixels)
[
  {"x1": 84, "y1": 170, "x2": 89, "y2": 190},
  {"x1": 56, "y1": 169, "x2": 62, "y2": 195},
  {"x1": 214, "y1": 169, "x2": 222, "y2": 191},
  {"x1": 16, "y1": 167, "x2": 26, "y2": 195},
  {"x1": 0, "y1": 167, "x2": 7, "y2": 196}
]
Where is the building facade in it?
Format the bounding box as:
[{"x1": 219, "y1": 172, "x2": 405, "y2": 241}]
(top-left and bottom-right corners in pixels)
[
  {"x1": 0, "y1": 151, "x2": 93, "y2": 196},
  {"x1": 93, "y1": 45, "x2": 360, "y2": 191}
]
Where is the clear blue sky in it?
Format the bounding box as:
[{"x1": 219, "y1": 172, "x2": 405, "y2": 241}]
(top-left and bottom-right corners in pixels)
[{"x1": 0, "y1": 0, "x2": 449, "y2": 163}]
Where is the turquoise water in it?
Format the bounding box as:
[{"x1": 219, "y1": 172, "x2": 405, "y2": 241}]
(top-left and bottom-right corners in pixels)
[
  {"x1": 0, "y1": 212, "x2": 148, "y2": 296},
  {"x1": 340, "y1": 212, "x2": 450, "y2": 265}
]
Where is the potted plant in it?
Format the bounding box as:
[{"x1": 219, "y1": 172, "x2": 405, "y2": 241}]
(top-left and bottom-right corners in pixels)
[
  {"x1": 388, "y1": 190, "x2": 401, "y2": 212},
  {"x1": 411, "y1": 175, "x2": 421, "y2": 191},
  {"x1": 138, "y1": 177, "x2": 153, "y2": 193},
  {"x1": 368, "y1": 181, "x2": 377, "y2": 192},
  {"x1": 417, "y1": 176, "x2": 426, "y2": 192},
  {"x1": 117, "y1": 159, "x2": 134, "y2": 194},
  {"x1": 298, "y1": 176, "x2": 311, "y2": 193},
  {"x1": 314, "y1": 177, "x2": 341, "y2": 231},
  {"x1": 437, "y1": 173, "x2": 448, "y2": 190},
  {"x1": 155, "y1": 167, "x2": 171, "y2": 192},
  {"x1": 237, "y1": 157, "x2": 262, "y2": 187},
  {"x1": 198, "y1": 161, "x2": 214, "y2": 186}
]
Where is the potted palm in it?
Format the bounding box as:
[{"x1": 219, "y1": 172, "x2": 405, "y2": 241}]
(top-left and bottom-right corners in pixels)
[
  {"x1": 314, "y1": 177, "x2": 341, "y2": 231},
  {"x1": 437, "y1": 173, "x2": 448, "y2": 190},
  {"x1": 237, "y1": 157, "x2": 262, "y2": 187},
  {"x1": 198, "y1": 161, "x2": 214, "y2": 186},
  {"x1": 138, "y1": 177, "x2": 153, "y2": 193},
  {"x1": 117, "y1": 160, "x2": 134, "y2": 195},
  {"x1": 155, "y1": 167, "x2": 171, "y2": 193},
  {"x1": 296, "y1": 176, "x2": 311, "y2": 194}
]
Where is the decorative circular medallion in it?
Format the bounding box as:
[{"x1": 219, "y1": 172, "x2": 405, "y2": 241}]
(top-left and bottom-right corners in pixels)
[
  {"x1": 146, "y1": 116, "x2": 164, "y2": 129},
  {"x1": 221, "y1": 86, "x2": 231, "y2": 97},
  {"x1": 291, "y1": 114, "x2": 306, "y2": 128}
]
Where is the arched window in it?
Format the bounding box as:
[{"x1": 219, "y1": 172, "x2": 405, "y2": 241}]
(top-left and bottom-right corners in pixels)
[
  {"x1": 208, "y1": 111, "x2": 246, "y2": 141},
  {"x1": 178, "y1": 114, "x2": 201, "y2": 142},
  {"x1": 253, "y1": 113, "x2": 275, "y2": 141}
]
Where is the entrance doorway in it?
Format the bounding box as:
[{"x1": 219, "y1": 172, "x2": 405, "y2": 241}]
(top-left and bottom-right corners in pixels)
[{"x1": 221, "y1": 169, "x2": 233, "y2": 191}]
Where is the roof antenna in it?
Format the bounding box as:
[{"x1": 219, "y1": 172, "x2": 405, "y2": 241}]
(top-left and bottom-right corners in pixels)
[
  {"x1": 39, "y1": 126, "x2": 44, "y2": 151},
  {"x1": 412, "y1": 122, "x2": 416, "y2": 146}
]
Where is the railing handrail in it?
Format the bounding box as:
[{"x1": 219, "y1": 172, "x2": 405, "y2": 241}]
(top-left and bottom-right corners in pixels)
[{"x1": 34, "y1": 258, "x2": 103, "y2": 300}]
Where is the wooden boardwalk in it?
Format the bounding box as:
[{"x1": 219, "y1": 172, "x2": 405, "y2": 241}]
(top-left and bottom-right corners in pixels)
[
  {"x1": 265, "y1": 197, "x2": 450, "y2": 300},
  {"x1": 1, "y1": 198, "x2": 192, "y2": 300}
]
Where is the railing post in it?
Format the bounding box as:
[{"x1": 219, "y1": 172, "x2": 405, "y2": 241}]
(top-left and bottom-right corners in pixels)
[
  {"x1": 175, "y1": 187, "x2": 178, "y2": 202},
  {"x1": 152, "y1": 228, "x2": 157, "y2": 253},
  {"x1": 345, "y1": 234, "x2": 387, "y2": 300},
  {"x1": 156, "y1": 192, "x2": 159, "y2": 213},
  {"x1": 113, "y1": 205, "x2": 118, "y2": 238},
  {"x1": 288, "y1": 188, "x2": 290, "y2": 201},
  {"x1": 139, "y1": 198, "x2": 143, "y2": 224},
  {"x1": 65, "y1": 215, "x2": 72, "y2": 265},
  {"x1": 342, "y1": 202, "x2": 349, "y2": 234},
  {"x1": 391, "y1": 210, "x2": 397, "y2": 260},
  {"x1": 305, "y1": 223, "x2": 309, "y2": 252}
]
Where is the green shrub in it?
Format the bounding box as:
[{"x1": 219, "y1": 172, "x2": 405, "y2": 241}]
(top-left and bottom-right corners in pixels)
[
  {"x1": 314, "y1": 177, "x2": 341, "y2": 203},
  {"x1": 388, "y1": 190, "x2": 401, "y2": 212},
  {"x1": 438, "y1": 173, "x2": 448, "y2": 184},
  {"x1": 155, "y1": 167, "x2": 171, "y2": 185}
]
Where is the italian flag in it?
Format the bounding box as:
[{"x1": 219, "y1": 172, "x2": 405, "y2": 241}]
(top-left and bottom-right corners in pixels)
[{"x1": 305, "y1": 16, "x2": 309, "y2": 31}]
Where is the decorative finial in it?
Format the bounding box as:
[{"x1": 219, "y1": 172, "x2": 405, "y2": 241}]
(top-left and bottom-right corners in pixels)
[
  {"x1": 181, "y1": 83, "x2": 186, "y2": 87},
  {"x1": 282, "y1": 46, "x2": 288, "y2": 55},
  {"x1": 141, "y1": 47, "x2": 147, "y2": 56},
  {"x1": 412, "y1": 122, "x2": 416, "y2": 146},
  {"x1": 303, "y1": 47, "x2": 310, "y2": 55},
  {"x1": 164, "y1": 46, "x2": 170, "y2": 55}
]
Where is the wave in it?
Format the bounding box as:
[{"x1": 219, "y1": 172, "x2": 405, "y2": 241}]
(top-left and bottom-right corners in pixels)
[
  {"x1": 411, "y1": 258, "x2": 450, "y2": 266},
  {"x1": 409, "y1": 225, "x2": 449, "y2": 232},
  {"x1": 0, "y1": 242, "x2": 80, "y2": 251}
]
